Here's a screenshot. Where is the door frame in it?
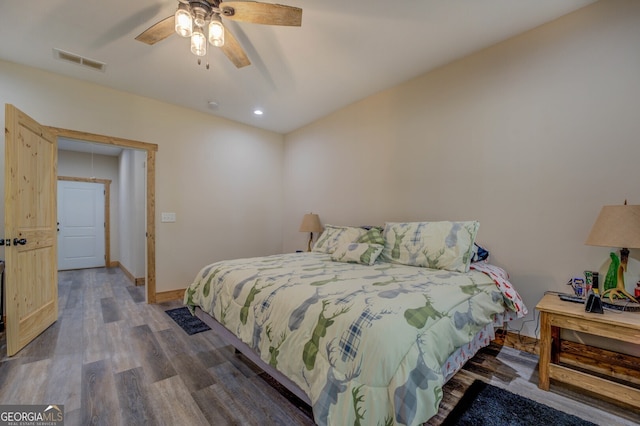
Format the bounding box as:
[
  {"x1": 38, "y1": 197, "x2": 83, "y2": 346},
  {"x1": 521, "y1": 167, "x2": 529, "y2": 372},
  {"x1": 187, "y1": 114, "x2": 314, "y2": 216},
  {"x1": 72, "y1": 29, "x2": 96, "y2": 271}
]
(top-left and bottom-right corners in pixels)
[
  {"x1": 57, "y1": 176, "x2": 111, "y2": 269},
  {"x1": 47, "y1": 127, "x2": 158, "y2": 303}
]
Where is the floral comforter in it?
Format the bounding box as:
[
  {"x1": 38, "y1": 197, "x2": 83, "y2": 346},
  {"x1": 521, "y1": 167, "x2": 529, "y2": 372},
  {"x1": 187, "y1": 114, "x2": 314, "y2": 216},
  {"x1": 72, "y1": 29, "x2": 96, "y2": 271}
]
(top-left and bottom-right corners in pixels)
[{"x1": 185, "y1": 253, "x2": 524, "y2": 426}]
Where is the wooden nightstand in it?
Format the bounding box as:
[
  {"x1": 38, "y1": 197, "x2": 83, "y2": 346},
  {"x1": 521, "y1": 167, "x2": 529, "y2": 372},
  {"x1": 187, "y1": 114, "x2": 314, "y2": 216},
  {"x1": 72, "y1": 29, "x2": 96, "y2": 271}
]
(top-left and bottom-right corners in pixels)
[{"x1": 536, "y1": 293, "x2": 640, "y2": 406}]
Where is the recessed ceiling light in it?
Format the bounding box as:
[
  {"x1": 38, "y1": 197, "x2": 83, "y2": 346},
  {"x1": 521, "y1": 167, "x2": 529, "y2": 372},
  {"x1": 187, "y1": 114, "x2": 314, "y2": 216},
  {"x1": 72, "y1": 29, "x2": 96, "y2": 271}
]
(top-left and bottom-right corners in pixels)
[{"x1": 253, "y1": 109, "x2": 264, "y2": 116}]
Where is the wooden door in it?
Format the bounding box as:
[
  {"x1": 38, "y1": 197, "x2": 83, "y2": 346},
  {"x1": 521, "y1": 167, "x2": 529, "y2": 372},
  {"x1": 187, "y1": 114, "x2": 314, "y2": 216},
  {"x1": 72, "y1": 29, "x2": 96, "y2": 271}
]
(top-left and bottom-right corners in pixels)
[
  {"x1": 57, "y1": 180, "x2": 105, "y2": 270},
  {"x1": 5, "y1": 104, "x2": 58, "y2": 356}
]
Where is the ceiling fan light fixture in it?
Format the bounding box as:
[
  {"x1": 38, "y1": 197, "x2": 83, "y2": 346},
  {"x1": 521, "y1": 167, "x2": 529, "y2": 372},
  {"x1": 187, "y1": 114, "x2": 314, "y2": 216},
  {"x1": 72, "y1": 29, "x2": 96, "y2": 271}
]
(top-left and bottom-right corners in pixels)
[
  {"x1": 136, "y1": 1, "x2": 302, "y2": 69},
  {"x1": 175, "y1": 4, "x2": 193, "y2": 37},
  {"x1": 208, "y1": 16, "x2": 224, "y2": 47},
  {"x1": 190, "y1": 25, "x2": 207, "y2": 56}
]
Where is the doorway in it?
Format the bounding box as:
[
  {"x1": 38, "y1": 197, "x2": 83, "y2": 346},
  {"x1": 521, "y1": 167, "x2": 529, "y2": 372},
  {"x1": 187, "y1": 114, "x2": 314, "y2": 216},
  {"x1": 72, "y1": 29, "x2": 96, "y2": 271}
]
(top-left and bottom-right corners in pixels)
[{"x1": 47, "y1": 126, "x2": 158, "y2": 303}]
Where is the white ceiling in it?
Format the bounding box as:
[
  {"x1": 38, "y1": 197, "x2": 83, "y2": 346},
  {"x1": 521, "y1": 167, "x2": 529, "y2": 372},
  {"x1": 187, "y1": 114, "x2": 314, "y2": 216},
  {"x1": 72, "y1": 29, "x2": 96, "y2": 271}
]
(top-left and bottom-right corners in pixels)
[{"x1": 0, "y1": 0, "x2": 596, "y2": 134}]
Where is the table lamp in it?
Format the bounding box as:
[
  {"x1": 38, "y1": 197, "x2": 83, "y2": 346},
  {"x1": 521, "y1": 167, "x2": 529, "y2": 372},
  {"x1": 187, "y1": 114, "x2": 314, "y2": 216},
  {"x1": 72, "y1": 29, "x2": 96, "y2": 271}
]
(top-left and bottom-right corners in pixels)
[
  {"x1": 585, "y1": 201, "x2": 640, "y2": 303},
  {"x1": 299, "y1": 213, "x2": 322, "y2": 252}
]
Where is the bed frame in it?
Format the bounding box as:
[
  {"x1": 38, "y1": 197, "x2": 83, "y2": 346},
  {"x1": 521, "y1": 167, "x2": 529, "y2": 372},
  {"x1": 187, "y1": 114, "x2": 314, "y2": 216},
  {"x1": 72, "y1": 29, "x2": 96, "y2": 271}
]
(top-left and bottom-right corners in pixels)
[{"x1": 195, "y1": 307, "x2": 312, "y2": 405}]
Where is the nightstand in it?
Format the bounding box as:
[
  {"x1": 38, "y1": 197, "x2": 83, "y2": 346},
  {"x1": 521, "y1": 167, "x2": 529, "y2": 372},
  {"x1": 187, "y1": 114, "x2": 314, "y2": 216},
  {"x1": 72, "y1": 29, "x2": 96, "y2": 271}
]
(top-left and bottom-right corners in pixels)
[{"x1": 536, "y1": 293, "x2": 640, "y2": 406}]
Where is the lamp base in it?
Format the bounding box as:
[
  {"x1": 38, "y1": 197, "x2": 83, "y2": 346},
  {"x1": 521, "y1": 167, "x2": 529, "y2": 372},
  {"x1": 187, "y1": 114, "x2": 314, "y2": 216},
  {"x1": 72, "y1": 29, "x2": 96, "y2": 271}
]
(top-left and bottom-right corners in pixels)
[
  {"x1": 307, "y1": 232, "x2": 313, "y2": 252},
  {"x1": 602, "y1": 248, "x2": 638, "y2": 303}
]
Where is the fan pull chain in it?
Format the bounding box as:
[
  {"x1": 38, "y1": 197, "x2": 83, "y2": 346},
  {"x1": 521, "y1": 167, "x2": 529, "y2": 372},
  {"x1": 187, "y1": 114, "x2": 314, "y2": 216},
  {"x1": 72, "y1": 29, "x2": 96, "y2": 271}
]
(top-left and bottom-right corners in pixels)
[{"x1": 196, "y1": 57, "x2": 210, "y2": 70}]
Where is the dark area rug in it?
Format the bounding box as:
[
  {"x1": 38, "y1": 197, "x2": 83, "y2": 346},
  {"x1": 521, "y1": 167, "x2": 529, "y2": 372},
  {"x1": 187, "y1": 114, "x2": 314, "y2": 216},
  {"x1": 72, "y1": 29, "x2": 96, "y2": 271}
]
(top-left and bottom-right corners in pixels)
[
  {"x1": 165, "y1": 307, "x2": 211, "y2": 335},
  {"x1": 442, "y1": 380, "x2": 596, "y2": 426}
]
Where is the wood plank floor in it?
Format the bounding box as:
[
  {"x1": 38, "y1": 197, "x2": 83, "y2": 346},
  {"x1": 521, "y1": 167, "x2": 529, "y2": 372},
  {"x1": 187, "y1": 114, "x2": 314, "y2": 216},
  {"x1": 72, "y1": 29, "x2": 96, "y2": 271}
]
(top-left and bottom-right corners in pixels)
[{"x1": 0, "y1": 267, "x2": 638, "y2": 425}]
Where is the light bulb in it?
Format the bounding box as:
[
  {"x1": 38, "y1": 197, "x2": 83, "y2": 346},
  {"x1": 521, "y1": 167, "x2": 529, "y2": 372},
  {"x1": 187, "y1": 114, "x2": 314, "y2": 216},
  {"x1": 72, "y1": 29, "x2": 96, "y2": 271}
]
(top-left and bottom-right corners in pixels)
[
  {"x1": 208, "y1": 17, "x2": 224, "y2": 47},
  {"x1": 193, "y1": 9, "x2": 206, "y2": 28},
  {"x1": 174, "y1": 6, "x2": 192, "y2": 37},
  {"x1": 191, "y1": 26, "x2": 207, "y2": 56}
]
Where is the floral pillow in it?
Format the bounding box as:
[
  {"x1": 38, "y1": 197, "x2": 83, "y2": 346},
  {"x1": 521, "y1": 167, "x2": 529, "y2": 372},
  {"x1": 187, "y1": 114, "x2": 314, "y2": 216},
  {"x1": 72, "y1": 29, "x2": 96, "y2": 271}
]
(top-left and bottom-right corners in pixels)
[
  {"x1": 312, "y1": 225, "x2": 369, "y2": 254},
  {"x1": 331, "y1": 242, "x2": 384, "y2": 266},
  {"x1": 381, "y1": 221, "x2": 479, "y2": 272}
]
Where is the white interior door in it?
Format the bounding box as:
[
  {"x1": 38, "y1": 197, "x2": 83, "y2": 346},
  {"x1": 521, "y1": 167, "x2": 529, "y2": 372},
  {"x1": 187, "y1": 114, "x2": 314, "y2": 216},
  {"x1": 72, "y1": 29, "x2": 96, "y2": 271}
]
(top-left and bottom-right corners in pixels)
[{"x1": 57, "y1": 180, "x2": 106, "y2": 270}]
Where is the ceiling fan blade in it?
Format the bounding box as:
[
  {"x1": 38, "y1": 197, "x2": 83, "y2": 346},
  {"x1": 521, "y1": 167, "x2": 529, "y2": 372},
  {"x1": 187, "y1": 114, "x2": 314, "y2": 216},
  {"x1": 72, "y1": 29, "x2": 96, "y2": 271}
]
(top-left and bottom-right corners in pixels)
[
  {"x1": 135, "y1": 15, "x2": 175, "y2": 45},
  {"x1": 221, "y1": 26, "x2": 251, "y2": 68},
  {"x1": 220, "y1": 2, "x2": 302, "y2": 26}
]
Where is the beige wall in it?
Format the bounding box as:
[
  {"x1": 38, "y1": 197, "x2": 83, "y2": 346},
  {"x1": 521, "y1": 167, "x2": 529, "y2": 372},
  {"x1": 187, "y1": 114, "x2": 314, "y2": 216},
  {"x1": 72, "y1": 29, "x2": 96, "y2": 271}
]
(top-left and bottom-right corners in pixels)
[
  {"x1": 283, "y1": 1, "x2": 640, "y2": 338},
  {"x1": 58, "y1": 150, "x2": 121, "y2": 263},
  {"x1": 0, "y1": 60, "x2": 284, "y2": 293}
]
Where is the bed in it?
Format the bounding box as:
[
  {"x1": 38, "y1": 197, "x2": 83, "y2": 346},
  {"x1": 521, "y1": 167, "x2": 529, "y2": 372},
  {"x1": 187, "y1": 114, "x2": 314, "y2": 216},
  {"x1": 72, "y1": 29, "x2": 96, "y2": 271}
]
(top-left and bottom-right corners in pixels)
[{"x1": 185, "y1": 221, "x2": 527, "y2": 426}]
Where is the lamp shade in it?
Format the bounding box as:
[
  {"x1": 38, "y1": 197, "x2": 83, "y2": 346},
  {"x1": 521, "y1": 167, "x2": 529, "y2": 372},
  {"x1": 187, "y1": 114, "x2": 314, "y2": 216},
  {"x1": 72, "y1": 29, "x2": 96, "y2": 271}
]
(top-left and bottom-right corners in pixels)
[
  {"x1": 585, "y1": 204, "x2": 640, "y2": 248},
  {"x1": 299, "y1": 213, "x2": 322, "y2": 233}
]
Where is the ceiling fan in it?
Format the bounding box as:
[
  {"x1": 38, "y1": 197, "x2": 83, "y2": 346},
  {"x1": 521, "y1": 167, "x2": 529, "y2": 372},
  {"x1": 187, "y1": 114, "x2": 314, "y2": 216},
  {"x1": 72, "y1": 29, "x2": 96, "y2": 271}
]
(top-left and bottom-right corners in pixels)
[{"x1": 135, "y1": 0, "x2": 302, "y2": 68}]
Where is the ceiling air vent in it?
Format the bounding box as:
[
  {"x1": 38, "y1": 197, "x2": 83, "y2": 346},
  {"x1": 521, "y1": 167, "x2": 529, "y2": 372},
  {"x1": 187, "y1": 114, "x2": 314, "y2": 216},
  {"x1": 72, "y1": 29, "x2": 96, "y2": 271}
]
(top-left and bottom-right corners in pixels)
[{"x1": 53, "y1": 48, "x2": 106, "y2": 72}]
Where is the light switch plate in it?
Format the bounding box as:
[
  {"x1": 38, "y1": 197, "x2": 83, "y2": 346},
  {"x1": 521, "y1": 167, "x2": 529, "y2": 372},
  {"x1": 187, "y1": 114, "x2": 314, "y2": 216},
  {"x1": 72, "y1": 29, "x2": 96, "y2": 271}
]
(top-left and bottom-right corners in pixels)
[{"x1": 161, "y1": 212, "x2": 176, "y2": 223}]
